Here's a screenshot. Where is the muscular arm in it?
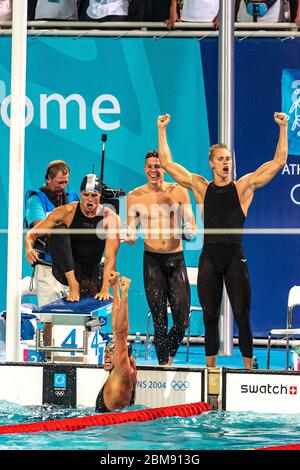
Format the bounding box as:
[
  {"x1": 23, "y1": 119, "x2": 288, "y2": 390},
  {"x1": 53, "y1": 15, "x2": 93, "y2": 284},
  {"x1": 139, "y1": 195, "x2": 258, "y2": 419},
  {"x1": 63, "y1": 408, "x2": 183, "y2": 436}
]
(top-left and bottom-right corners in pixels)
[
  {"x1": 125, "y1": 193, "x2": 140, "y2": 244},
  {"x1": 179, "y1": 187, "x2": 197, "y2": 239},
  {"x1": 158, "y1": 114, "x2": 196, "y2": 189},
  {"x1": 111, "y1": 276, "x2": 132, "y2": 376},
  {"x1": 246, "y1": 112, "x2": 288, "y2": 191},
  {"x1": 112, "y1": 283, "x2": 129, "y2": 337},
  {"x1": 24, "y1": 205, "x2": 72, "y2": 264},
  {"x1": 96, "y1": 211, "x2": 120, "y2": 300},
  {"x1": 157, "y1": 114, "x2": 209, "y2": 202}
]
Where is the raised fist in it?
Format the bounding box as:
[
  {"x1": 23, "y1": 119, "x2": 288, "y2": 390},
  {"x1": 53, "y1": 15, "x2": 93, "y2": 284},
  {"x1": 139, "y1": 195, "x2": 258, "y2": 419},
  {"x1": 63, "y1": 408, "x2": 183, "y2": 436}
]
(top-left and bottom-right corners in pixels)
[
  {"x1": 119, "y1": 276, "x2": 131, "y2": 293},
  {"x1": 157, "y1": 114, "x2": 171, "y2": 128},
  {"x1": 274, "y1": 112, "x2": 288, "y2": 127}
]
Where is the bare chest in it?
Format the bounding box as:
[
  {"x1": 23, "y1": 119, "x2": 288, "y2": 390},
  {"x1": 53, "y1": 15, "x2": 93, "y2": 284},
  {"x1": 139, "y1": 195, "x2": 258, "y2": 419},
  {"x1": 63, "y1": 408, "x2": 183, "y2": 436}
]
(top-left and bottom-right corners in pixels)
[{"x1": 137, "y1": 194, "x2": 181, "y2": 224}]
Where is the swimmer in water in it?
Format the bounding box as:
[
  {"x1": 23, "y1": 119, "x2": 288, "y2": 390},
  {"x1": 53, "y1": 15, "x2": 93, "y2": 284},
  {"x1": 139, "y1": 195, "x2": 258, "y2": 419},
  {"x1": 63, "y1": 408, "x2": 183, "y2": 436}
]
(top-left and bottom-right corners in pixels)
[{"x1": 95, "y1": 272, "x2": 137, "y2": 413}]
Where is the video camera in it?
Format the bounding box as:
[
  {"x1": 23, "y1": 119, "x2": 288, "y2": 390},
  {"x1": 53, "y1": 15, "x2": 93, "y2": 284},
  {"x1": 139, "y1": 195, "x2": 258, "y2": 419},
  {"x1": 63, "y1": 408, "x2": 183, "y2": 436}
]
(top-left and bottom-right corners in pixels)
[
  {"x1": 100, "y1": 134, "x2": 125, "y2": 214},
  {"x1": 101, "y1": 184, "x2": 125, "y2": 200}
]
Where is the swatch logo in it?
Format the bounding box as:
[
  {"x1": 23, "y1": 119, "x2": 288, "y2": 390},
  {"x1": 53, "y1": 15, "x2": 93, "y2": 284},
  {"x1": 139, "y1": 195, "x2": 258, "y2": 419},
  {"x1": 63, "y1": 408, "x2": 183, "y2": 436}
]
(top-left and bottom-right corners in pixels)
[{"x1": 241, "y1": 384, "x2": 298, "y2": 395}]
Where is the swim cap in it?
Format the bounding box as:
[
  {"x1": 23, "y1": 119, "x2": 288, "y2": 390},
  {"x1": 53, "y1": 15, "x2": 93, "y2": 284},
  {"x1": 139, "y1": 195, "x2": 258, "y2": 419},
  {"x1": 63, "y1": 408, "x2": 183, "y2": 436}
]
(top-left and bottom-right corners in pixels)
[{"x1": 80, "y1": 174, "x2": 102, "y2": 193}]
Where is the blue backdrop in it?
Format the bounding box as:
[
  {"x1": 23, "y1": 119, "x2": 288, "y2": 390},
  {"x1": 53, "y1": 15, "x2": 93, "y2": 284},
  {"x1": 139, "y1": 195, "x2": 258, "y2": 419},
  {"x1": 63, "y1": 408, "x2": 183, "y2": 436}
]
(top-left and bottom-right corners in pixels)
[
  {"x1": 1, "y1": 36, "x2": 300, "y2": 337},
  {"x1": 0, "y1": 37, "x2": 210, "y2": 335},
  {"x1": 201, "y1": 38, "x2": 300, "y2": 335}
]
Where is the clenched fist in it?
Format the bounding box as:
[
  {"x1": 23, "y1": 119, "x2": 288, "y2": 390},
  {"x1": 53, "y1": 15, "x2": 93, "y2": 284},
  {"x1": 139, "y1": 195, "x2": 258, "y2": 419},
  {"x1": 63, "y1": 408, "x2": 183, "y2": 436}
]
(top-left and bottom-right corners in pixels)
[
  {"x1": 157, "y1": 114, "x2": 171, "y2": 128},
  {"x1": 274, "y1": 112, "x2": 288, "y2": 127}
]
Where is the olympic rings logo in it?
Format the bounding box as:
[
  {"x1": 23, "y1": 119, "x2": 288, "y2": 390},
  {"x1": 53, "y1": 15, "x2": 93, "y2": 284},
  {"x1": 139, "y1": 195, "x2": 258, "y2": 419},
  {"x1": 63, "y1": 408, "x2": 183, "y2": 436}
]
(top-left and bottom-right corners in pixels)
[
  {"x1": 171, "y1": 380, "x2": 190, "y2": 391},
  {"x1": 55, "y1": 390, "x2": 65, "y2": 397}
]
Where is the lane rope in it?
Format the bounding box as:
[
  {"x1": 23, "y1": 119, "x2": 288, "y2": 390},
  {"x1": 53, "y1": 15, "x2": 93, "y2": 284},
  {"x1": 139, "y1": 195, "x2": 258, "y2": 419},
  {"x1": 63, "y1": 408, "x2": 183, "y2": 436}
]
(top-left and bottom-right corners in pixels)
[{"x1": 0, "y1": 402, "x2": 211, "y2": 435}]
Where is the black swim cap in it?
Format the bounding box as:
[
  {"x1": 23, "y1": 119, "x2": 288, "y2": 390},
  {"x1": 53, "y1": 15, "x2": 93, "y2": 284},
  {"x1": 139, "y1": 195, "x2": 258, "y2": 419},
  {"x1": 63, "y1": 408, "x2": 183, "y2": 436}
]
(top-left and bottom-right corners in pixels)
[{"x1": 80, "y1": 174, "x2": 102, "y2": 193}]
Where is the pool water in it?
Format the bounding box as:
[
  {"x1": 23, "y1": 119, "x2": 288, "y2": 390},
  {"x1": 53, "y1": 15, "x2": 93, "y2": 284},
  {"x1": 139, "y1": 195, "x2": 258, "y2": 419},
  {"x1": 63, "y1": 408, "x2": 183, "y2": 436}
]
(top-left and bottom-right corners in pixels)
[
  {"x1": 0, "y1": 402, "x2": 299, "y2": 450},
  {"x1": 0, "y1": 341, "x2": 296, "y2": 450}
]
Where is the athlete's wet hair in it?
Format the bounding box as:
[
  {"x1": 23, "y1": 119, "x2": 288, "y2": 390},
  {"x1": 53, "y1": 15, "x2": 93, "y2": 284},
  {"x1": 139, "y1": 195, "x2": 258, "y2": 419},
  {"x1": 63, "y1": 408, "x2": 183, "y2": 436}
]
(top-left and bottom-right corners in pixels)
[
  {"x1": 80, "y1": 174, "x2": 102, "y2": 194},
  {"x1": 145, "y1": 150, "x2": 159, "y2": 163},
  {"x1": 45, "y1": 160, "x2": 70, "y2": 180},
  {"x1": 208, "y1": 143, "x2": 232, "y2": 161}
]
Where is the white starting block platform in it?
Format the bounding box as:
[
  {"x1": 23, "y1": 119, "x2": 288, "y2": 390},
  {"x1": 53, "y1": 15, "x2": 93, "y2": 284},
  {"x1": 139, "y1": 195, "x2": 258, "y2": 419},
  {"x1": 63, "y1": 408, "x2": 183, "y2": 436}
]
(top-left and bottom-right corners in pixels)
[
  {"x1": 33, "y1": 296, "x2": 113, "y2": 318},
  {"x1": 32, "y1": 297, "x2": 113, "y2": 364}
]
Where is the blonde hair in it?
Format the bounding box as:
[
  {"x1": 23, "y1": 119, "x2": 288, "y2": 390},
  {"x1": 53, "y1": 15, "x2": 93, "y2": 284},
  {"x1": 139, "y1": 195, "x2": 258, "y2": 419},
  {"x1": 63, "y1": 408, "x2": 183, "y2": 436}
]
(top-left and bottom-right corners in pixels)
[{"x1": 208, "y1": 143, "x2": 231, "y2": 161}]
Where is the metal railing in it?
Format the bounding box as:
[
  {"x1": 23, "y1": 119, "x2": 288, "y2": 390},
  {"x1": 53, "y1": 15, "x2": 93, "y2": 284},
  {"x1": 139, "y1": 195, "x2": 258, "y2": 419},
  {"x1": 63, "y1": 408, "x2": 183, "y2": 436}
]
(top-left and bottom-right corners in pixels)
[{"x1": 0, "y1": 20, "x2": 299, "y2": 38}]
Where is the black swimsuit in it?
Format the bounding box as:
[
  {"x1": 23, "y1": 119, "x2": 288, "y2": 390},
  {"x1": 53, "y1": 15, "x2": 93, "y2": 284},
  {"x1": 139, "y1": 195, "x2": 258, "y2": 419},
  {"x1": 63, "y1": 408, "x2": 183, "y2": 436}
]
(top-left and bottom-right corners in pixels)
[
  {"x1": 50, "y1": 203, "x2": 106, "y2": 296},
  {"x1": 197, "y1": 182, "x2": 253, "y2": 358},
  {"x1": 95, "y1": 384, "x2": 136, "y2": 413},
  {"x1": 143, "y1": 251, "x2": 190, "y2": 365}
]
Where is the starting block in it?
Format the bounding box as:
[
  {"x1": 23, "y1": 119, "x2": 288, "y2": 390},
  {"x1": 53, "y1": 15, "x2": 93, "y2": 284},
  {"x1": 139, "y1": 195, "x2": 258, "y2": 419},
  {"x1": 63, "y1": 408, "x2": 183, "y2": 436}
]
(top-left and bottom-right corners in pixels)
[{"x1": 32, "y1": 296, "x2": 112, "y2": 363}]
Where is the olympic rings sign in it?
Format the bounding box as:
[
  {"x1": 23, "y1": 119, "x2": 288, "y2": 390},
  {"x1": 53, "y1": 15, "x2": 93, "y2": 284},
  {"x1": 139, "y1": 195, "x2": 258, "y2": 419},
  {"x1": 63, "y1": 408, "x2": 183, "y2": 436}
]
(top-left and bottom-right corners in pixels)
[{"x1": 171, "y1": 380, "x2": 190, "y2": 392}]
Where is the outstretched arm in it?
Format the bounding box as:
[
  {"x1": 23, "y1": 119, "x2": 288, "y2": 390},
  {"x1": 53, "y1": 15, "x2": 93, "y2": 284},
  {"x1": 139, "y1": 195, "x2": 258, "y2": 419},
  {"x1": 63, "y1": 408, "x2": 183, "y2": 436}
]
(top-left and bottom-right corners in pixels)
[
  {"x1": 25, "y1": 203, "x2": 80, "y2": 302},
  {"x1": 113, "y1": 276, "x2": 130, "y2": 337},
  {"x1": 109, "y1": 271, "x2": 121, "y2": 319},
  {"x1": 111, "y1": 274, "x2": 132, "y2": 374},
  {"x1": 157, "y1": 114, "x2": 209, "y2": 204},
  {"x1": 179, "y1": 187, "x2": 197, "y2": 240},
  {"x1": 95, "y1": 210, "x2": 120, "y2": 300},
  {"x1": 24, "y1": 205, "x2": 71, "y2": 265},
  {"x1": 124, "y1": 192, "x2": 140, "y2": 244},
  {"x1": 246, "y1": 112, "x2": 288, "y2": 190},
  {"x1": 158, "y1": 114, "x2": 196, "y2": 189}
]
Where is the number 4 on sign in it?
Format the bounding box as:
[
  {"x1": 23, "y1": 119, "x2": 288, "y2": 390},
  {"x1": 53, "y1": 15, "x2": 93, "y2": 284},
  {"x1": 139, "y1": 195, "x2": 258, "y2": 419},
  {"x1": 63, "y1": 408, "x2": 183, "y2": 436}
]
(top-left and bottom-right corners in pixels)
[
  {"x1": 91, "y1": 331, "x2": 99, "y2": 355},
  {"x1": 61, "y1": 328, "x2": 78, "y2": 356},
  {"x1": 61, "y1": 329, "x2": 100, "y2": 356}
]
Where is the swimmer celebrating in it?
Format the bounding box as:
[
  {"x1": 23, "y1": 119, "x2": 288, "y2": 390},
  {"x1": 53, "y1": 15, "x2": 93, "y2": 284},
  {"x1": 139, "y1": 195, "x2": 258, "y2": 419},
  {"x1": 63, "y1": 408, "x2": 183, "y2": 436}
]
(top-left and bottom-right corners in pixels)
[
  {"x1": 25, "y1": 174, "x2": 120, "y2": 302},
  {"x1": 95, "y1": 271, "x2": 137, "y2": 413},
  {"x1": 126, "y1": 150, "x2": 196, "y2": 366},
  {"x1": 157, "y1": 112, "x2": 288, "y2": 369}
]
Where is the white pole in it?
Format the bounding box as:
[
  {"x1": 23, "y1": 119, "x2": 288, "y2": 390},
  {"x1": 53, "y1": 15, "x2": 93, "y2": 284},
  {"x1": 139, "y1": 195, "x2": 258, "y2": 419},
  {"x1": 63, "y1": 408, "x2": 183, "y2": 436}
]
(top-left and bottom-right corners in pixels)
[
  {"x1": 5, "y1": 1, "x2": 28, "y2": 361},
  {"x1": 218, "y1": 0, "x2": 235, "y2": 356}
]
